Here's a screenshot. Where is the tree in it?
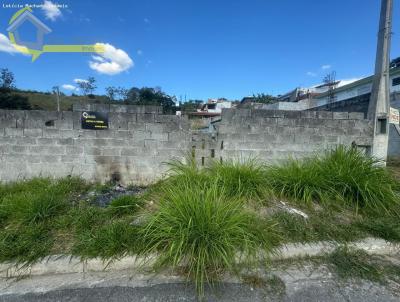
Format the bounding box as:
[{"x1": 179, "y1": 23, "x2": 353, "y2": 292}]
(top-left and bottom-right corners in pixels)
[
  {"x1": 0, "y1": 88, "x2": 30, "y2": 110},
  {"x1": 105, "y1": 86, "x2": 117, "y2": 101},
  {"x1": 0, "y1": 68, "x2": 15, "y2": 90},
  {"x1": 117, "y1": 87, "x2": 129, "y2": 101},
  {"x1": 77, "y1": 76, "x2": 97, "y2": 96},
  {"x1": 125, "y1": 86, "x2": 176, "y2": 113},
  {"x1": 180, "y1": 100, "x2": 203, "y2": 112},
  {"x1": 52, "y1": 86, "x2": 61, "y2": 111},
  {"x1": 252, "y1": 93, "x2": 278, "y2": 104}
]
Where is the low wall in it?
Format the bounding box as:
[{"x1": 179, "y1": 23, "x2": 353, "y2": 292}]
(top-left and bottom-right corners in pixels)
[
  {"x1": 0, "y1": 107, "x2": 374, "y2": 184},
  {"x1": 191, "y1": 109, "x2": 373, "y2": 166},
  {"x1": 0, "y1": 108, "x2": 190, "y2": 184}
]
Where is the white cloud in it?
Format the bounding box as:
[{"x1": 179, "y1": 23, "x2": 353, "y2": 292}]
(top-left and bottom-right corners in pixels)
[
  {"x1": 61, "y1": 84, "x2": 77, "y2": 91},
  {"x1": 89, "y1": 43, "x2": 133, "y2": 75},
  {"x1": 322, "y1": 64, "x2": 332, "y2": 70},
  {"x1": 73, "y1": 78, "x2": 88, "y2": 84},
  {"x1": 306, "y1": 71, "x2": 317, "y2": 77},
  {"x1": 137, "y1": 49, "x2": 143, "y2": 56},
  {"x1": 0, "y1": 33, "x2": 20, "y2": 54},
  {"x1": 42, "y1": 0, "x2": 62, "y2": 21}
]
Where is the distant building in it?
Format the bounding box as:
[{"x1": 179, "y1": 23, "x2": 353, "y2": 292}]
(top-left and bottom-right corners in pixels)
[
  {"x1": 188, "y1": 98, "x2": 233, "y2": 119},
  {"x1": 264, "y1": 66, "x2": 400, "y2": 112}
]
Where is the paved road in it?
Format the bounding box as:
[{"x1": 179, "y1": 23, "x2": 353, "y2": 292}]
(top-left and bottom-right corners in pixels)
[{"x1": 1, "y1": 264, "x2": 399, "y2": 302}]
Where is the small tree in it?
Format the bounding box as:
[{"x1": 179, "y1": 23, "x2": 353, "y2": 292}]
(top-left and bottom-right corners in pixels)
[
  {"x1": 252, "y1": 93, "x2": 277, "y2": 104},
  {"x1": 105, "y1": 86, "x2": 117, "y2": 101},
  {"x1": 117, "y1": 87, "x2": 129, "y2": 101},
  {"x1": 0, "y1": 68, "x2": 15, "y2": 90},
  {"x1": 77, "y1": 76, "x2": 97, "y2": 96}
]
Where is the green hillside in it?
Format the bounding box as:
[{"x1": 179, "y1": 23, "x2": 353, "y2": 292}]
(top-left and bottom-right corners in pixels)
[{"x1": 15, "y1": 90, "x2": 110, "y2": 111}]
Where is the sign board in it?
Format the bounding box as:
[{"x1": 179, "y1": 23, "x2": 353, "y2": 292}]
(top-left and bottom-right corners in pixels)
[
  {"x1": 81, "y1": 111, "x2": 109, "y2": 130},
  {"x1": 389, "y1": 107, "x2": 399, "y2": 125}
]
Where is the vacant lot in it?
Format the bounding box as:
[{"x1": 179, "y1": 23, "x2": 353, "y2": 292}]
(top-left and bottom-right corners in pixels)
[{"x1": 1, "y1": 146, "x2": 399, "y2": 297}]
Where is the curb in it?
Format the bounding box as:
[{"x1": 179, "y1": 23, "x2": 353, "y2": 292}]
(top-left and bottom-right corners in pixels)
[{"x1": 0, "y1": 238, "x2": 399, "y2": 279}]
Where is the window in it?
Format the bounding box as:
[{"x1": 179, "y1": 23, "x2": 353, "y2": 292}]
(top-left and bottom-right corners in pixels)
[
  {"x1": 378, "y1": 118, "x2": 387, "y2": 134},
  {"x1": 392, "y1": 77, "x2": 400, "y2": 86}
]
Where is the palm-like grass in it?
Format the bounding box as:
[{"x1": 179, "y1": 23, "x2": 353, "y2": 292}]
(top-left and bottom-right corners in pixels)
[{"x1": 139, "y1": 180, "x2": 280, "y2": 297}]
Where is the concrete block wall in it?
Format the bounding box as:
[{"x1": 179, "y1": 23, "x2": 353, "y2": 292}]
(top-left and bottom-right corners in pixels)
[
  {"x1": 191, "y1": 109, "x2": 374, "y2": 166},
  {"x1": 0, "y1": 107, "x2": 374, "y2": 184},
  {"x1": 0, "y1": 108, "x2": 190, "y2": 184}
]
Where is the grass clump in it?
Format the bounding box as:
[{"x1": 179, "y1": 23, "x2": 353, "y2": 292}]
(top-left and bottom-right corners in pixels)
[
  {"x1": 357, "y1": 216, "x2": 400, "y2": 242},
  {"x1": 207, "y1": 159, "x2": 269, "y2": 201},
  {"x1": 72, "y1": 221, "x2": 139, "y2": 259},
  {"x1": 163, "y1": 156, "x2": 270, "y2": 202},
  {"x1": 0, "y1": 225, "x2": 53, "y2": 264},
  {"x1": 266, "y1": 146, "x2": 400, "y2": 214},
  {"x1": 326, "y1": 247, "x2": 390, "y2": 283},
  {"x1": 139, "y1": 180, "x2": 280, "y2": 297},
  {"x1": 272, "y1": 210, "x2": 363, "y2": 244},
  {"x1": 0, "y1": 177, "x2": 92, "y2": 263},
  {"x1": 107, "y1": 195, "x2": 143, "y2": 217}
]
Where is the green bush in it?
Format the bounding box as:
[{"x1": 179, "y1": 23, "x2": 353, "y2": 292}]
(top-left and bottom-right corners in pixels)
[{"x1": 139, "y1": 180, "x2": 280, "y2": 297}]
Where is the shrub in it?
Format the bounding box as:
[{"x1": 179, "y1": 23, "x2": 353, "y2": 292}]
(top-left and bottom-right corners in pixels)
[{"x1": 139, "y1": 180, "x2": 280, "y2": 297}]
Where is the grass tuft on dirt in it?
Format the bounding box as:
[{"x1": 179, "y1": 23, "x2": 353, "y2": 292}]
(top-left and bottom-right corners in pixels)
[
  {"x1": 326, "y1": 247, "x2": 400, "y2": 284},
  {"x1": 138, "y1": 179, "x2": 280, "y2": 297}
]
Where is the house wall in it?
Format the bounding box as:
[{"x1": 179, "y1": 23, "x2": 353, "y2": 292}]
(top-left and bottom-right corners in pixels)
[{"x1": 0, "y1": 107, "x2": 374, "y2": 184}]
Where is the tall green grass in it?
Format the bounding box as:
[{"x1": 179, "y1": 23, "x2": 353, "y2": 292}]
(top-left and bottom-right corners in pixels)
[
  {"x1": 0, "y1": 177, "x2": 145, "y2": 264},
  {"x1": 139, "y1": 180, "x2": 280, "y2": 297},
  {"x1": 207, "y1": 159, "x2": 269, "y2": 200},
  {"x1": 162, "y1": 156, "x2": 270, "y2": 202},
  {"x1": 266, "y1": 146, "x2": 400, "y2": 214}
]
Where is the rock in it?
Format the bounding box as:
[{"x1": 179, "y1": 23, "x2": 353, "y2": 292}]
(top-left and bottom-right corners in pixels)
[{"x1": 115, "y1": 184, "x2": 126, "y2": 192}]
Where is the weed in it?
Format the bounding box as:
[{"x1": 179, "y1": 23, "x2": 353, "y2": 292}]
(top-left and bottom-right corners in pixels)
[
  {"x1": 139, "y1": 180, "x2": 280, "y2": 297},
  {"x1": 357, "y1": 216, "x2": 400, "y2": 242},
  {"x1": 266, "y1": 146, "x2": 400, "y2": 214},
  {"x1": 327, "y1": 247, "x2": 385, "y2": 283},
  {"x1": 107, "y1": 195, "x2": 143, "y2": 217},
  {"x1": 207, "y1": 158, "x2": 269, "y2": 201},
  {"x1": 72, "y1": 221, "x2": 139, "y2": 259},
  {"x1": 0, "y1": 224, "x2": 53, "y2": 264}
]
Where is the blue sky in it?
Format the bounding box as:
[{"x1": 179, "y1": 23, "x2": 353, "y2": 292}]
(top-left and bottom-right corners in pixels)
[{"x1": 0, "y1": 0, "x2": 399, "y2": 100}]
